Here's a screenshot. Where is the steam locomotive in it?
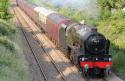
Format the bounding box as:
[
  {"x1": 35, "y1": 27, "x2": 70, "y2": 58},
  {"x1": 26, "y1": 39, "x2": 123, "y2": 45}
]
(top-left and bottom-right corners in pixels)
[{"x1": 17, "y1": 0, "x2": 112, "y2": 77}]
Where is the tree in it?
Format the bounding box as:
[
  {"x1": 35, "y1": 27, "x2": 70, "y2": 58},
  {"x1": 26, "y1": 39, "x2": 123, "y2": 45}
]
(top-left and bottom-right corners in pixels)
[
  {"x1": 98, "y1": 0, "x2": 124, "y2": 19},
  {"x1": 0, "y1": 0, "x2": 11, "y2": 20},
  {"x1": 98, "y1": 0, "x2": 124, "y2": 9}
]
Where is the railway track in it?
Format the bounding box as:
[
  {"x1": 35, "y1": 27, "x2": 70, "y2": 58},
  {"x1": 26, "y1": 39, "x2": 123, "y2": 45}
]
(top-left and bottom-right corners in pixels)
[
  {"x1": 13, "y1": 8, "x2": 48, "y2": 81},
  {"x1": 13, "y1": 7, "x2": 67, "y2": 81}
]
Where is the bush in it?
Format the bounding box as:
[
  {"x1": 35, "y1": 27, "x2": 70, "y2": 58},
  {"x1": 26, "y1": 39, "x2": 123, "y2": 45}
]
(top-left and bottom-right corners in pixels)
[
  {"x1": 0, "y1": 0, "x2": 12, "y2": 20},
  {"x1": 0, "y1": 19, "x2": 16, "y2": 36},
  {"x1": 0, "y1": 20, "x2": 16, "y2": 51},
  {"x1": 97, "y1": 10, "x2": 125, "y2": 75},
  {"x1": 110, "y1": 10, "x2": 125, "y2": 20},
  {"x1": 111, "y1": 41, "x2": 125, "y2": 75},
  {"x1": 0, "y1": 36, "x2": 15, "y2": 51},
  {"x1": 99, "y1": 7, "x2": 111, "y2": 20}
]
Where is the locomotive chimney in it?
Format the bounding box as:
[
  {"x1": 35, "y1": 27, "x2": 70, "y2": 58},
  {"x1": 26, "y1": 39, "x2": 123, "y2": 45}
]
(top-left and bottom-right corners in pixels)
[{"x1": 91, "y1": 27, "x2": 97, "y2": 32}]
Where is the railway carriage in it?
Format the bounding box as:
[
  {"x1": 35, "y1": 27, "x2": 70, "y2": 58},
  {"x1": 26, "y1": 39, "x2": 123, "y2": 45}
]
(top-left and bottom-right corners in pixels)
[
  {"x1": 34, "y1": 7, "x2": 56, "y2": 31},
  {"x1": 17, "y1": 0, "x2": 112, "y2": 77},
  {"x1": 47, "y1": 13, "x2": 71, "y2": 45},
  {"x1": 17, "y1": 0, "x2": 41, "y2": 27}
]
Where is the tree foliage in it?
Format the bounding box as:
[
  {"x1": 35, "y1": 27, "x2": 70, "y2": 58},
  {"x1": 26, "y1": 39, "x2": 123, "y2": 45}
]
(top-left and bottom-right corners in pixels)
[
  {"x1": 0, "y1": 0, "x2": 11, "y2": 20},
  {"x1": 97, "y1": 0, "x2": 125, "y2": 76},
  {"x1": 98, "y1": 0, "x2": 124, "y2": 9},
  {"x1": 98, "y1": 0, "x2": 124, "y2": 19}
]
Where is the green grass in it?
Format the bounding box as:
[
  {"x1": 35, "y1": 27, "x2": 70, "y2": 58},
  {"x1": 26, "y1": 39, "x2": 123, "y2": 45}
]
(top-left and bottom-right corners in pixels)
[
  {"x1": 0, "y1": 0, "x2": 31, "y2": 80},
  {"x1": 0, "y1": 19, "x2": 16, "y2": 36},
  {"x1": 0, "y1": 19, "x2": 16, "y2": 51},
  {"x1": 0, "y1": 20, "x2": 31, "y2": 81},
  {"x1": 0, "y1": 45, "x2": 30, "y2": 81},
  {"x1": 0, "y1": 36, "x2": 15, "y2": 51}
]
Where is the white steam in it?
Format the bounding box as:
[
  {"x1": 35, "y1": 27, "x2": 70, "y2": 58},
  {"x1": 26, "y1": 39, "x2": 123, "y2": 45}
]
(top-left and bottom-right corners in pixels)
[{"x1": 27, "y1": 0, "x2": 100, "y2": 18}]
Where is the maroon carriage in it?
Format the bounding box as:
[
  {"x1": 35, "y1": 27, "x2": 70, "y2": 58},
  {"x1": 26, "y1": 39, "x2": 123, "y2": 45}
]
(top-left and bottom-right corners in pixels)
[{"x1": 46, "y1": 13, "x2": 70, "y2": 45}]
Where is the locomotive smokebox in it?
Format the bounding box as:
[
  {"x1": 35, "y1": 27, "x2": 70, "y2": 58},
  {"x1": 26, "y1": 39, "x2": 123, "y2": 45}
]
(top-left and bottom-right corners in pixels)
[{"x1": 85, "y1": 33, "x2": 107, "y2": 54}]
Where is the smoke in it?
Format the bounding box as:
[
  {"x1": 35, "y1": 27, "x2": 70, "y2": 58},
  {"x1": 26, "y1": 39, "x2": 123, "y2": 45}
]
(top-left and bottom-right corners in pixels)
[
  {"x1": 27, "y1": 0, "x2": 100, "y2": 18},
  {"x1": 45, "y1": 0, "x2": 100, "y2": 18}
]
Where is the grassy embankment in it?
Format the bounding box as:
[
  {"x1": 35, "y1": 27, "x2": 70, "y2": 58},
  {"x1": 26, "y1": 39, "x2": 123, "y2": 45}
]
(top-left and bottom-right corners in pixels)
[
  {"x1": 29, "y1": 0, "x2": 125, "y2": 76},
  {"x1": 0, "y1": 0, "x2": 31, "y2": 81}
]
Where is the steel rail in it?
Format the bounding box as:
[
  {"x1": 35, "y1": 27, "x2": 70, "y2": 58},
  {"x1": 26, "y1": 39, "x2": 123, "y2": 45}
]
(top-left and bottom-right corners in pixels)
[{"x1": 13, "y1": 7, "x2": 49, "y2": 81}]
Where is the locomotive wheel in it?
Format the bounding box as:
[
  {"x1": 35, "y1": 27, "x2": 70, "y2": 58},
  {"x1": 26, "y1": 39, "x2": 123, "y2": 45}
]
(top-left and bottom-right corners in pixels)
[
  {"x1": 104, "y1": 69, "x2": 110, "y2": 76},
  {"x1": 69, "y1": 54, "x2": 73, "y2": 62},
  {"x1": 70, "y1": 49, "x2": 76, "y2": 64},
  {"x1": 94, "y1": 67, "x2": 100, "y2": 75},
  {"x1": 69, "y1": 49, "x2": 73, "y2": 61},
  {"x1": 82, "y1": 68, "x2": 88, "y2": 77},
  {"x1": 67, "y1": 47, "x2": 71, "y2": 54},
  {"x1": 79, "y1": 66, "x2": 82, "y2": 72}
]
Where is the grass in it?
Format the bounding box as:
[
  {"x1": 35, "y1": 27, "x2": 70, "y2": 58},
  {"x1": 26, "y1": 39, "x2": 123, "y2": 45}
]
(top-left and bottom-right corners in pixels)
[
  {"x1": 0, "y1": 19, "x2": 16, "y2": 36},
  {"x1": 0, "y1": 36, "x2": 15, "y2": 51},
  {"x1": 0, "y1": 0, "x2": 31, "y2": 80},
  {"x1": 0, "y1": 45, "x2": 30, "y2": 81},
  {"x1": 0, "y1": 20, "x2": 31, "y2": 81}
]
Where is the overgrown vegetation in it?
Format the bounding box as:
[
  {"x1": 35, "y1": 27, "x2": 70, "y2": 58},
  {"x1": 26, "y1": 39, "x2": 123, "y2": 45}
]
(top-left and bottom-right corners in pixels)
[
  {"x1": 0, "y1": 19, "x2": 16, "y2": 35},
  {"x1": 97, "y1": 0, "x2": 125, "y2": 76},
  {"x1": 0, "y1": 0, "x2": 31, "y2": 81},
  {"x1": 0, "y1": 19, "x2": 16, "y2": 51},
  {"x1": 28, "y1": 0, "x2": 125, "y2": 76},
  {"x1": 0, "y1": 0, "x2": 12, "y2": 20},
  {"x1": 0, "y1": 20, "x2": 31, "y2": 81}
]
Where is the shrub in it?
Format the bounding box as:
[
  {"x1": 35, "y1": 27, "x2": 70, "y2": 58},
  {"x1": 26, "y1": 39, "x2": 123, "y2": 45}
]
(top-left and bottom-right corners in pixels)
[
  {"x1": 99, "y1": 7, "x2": 111, "y2": 20},
  {"x1": 110, "y1": 10, "x2": 125, "y2": 19},
  {"x1": 97, "y1": 11, "x2": 125, "y2": 75},
  {"x1": 0, "y1": 36, "x2": 15, "y2": 51},
  {"x1": 0, "y1": 19, "x2": 16, "y2": 36}
]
